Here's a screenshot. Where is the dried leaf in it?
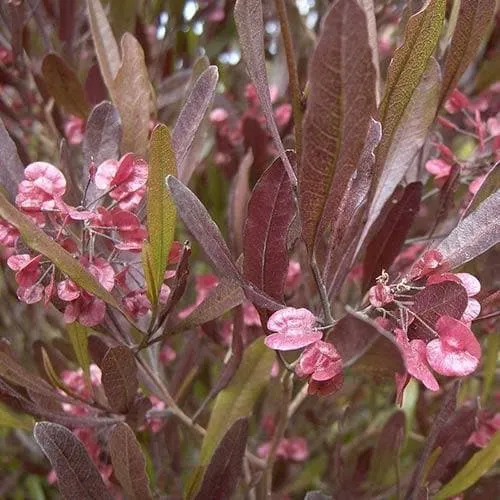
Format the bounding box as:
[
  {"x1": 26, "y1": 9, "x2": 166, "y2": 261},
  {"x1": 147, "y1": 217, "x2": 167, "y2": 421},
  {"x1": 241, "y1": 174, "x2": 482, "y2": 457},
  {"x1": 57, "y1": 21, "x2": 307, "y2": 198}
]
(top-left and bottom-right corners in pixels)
[
  {"x1": 439, "y1": 0, "x2": 496, "y2": 108},
  {"x1": 111, "y1": 33, "x2": 151, "y2": 157},
  {"x1": 436, "y1": 191, "x2": 500, "y2": 269},
  {"x1": 200, "y1": 338, "x2": 274, "y2": 464},
  {"x1": 0, "y1": 191, "x2": 122, "y2": 312},
  {"x1": 108, "y1": 422, "x2": 152, "y2": 500},
  {"x1": 0, "y1": 116, "x2": 24, "y2": 201},
  {"x1": 194, "y1": 418, "x2": 248, "y2": 500},
  {"x1": 362, "y1": 182, "x2": 422, "y2": 291},
  {"x1": 87, "y1": 0, "x2": 120, "y2": 93},
  {"x1": 34, "y1": 422, "x2": 113, "y2": 500},
  {"x1": 299, "y1": 0, "x2": 377, "y2": 253},
  {"x1": 463, "y1": 162, "x2": 499, "y2": 218},
  {"x1": 101, "y1": 346, "x2": 138, "y2": 413},
  {"x1": 173, "y1": 66, "x2": 218, "y2": 179},
  {"x1": 243, "y1": 153, "x2": 296, "y2": 302},
  {"x1": 234, "y1": 0, "x2": 293, "y2": 180},
  {"x1": 41, "y1": 53, "x2": 90, "y2": 118},
  {"x1": 147, "y1": 124, "x2": 177, "y2": 303},
  {"x1": 409, "y1": 281, "x2": 468, "y2": 340}
]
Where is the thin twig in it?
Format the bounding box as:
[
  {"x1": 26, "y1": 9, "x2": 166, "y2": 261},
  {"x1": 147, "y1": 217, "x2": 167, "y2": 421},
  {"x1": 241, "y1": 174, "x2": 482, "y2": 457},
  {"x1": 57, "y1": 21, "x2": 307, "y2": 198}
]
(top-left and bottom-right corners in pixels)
[{"x1": 311, "y1": 257, "x2": 333, "y2": 325}]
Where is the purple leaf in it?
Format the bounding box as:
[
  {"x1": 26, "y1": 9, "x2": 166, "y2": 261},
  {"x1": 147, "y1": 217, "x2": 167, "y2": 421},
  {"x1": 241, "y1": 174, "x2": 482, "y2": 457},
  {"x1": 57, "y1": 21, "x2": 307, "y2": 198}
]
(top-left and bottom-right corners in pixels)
[
  {"x1": 436, "y1": 191, "x2": 500, "y2": 269},
  {"x1": 84, "y1": 64, "x2": 107, "y2": 105},
  {"x1": 234, "y1": 0, "x2": 294, "y2": 184},
  {"x1": 362, "y1": 182, "x2": 422, "y2": 291},
  {"x1": 332, "y1": 309, "x2": 405, "y2": 377},
  {"x1": 108, "y1": 422, "x2": 153, "y2": 500},
  {"x1": 194, "y1": 418, "x2": 248, "y2": 500},
  {"x1": 173, "y1": 66, "x2": 218, "y2": 181},
  {"x1": 101, "y1": 346, "x2": 138, "y2": 413},
  {"x1": 409, "y1": 282, "x2": 468, "y2": 341},
  {"x1": 0, "y1": 117, "x2": 24, "y2": 201},
  {"x1": 299, "y1": 0, "x2": 377, "y2": 253},
  {"x1": 34, "y1": 422, "x2": 113, "y2": 500},
  {"x1": 243, "y1": 153, "x2": 296, "y2": 303}
]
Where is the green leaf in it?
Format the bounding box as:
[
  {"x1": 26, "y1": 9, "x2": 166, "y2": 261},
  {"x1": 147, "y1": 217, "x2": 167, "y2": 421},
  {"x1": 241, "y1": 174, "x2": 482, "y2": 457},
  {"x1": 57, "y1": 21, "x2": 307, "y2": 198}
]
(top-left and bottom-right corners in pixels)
[
  {"x1": 377, "y1": 0, "x2": 445, "y2": 183},
  {"x1": 41, "y1": 53, "x2": 90, "y2": 118},
  {"x1": 146, "y1": 124, "x2": 177, "y2": 304},
  {"x1": 112, "y1": 33, "x2": 152, "y2": 157},
  {"x1": 199, "y1": 338, "x2": 275, "y2": 464},
  {"x1": 109, "y1": 0, "x2": 136, "y2": 39},
  {"x1": 481, "y1": 332, "x2": 499, "y2": 405},
  {"x1": 87, "y1": 0, "x2": 120, "y2": 93},
  {"x1": 439, "y1": 0, "x2": 496, "y2": 108},
  {"x1": 67, "y1": 322, "x2": 91, "y2": 389},
  {"x1": 434, "y1": 432, "x2": 500, "y2": 499},
  {"x1": 0, "y1": 402, "x2": 34, "y2": 430},
  {"x1": 0, "y1": 190, "x2": 122, "y2": 313}
]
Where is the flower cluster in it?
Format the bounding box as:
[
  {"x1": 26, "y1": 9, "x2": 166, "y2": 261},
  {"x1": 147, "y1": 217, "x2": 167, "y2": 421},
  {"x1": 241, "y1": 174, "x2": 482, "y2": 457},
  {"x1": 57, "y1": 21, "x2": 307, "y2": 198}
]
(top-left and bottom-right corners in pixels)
[{"x1": 0, "y1": 154, "x2": 177, "y2": 327}]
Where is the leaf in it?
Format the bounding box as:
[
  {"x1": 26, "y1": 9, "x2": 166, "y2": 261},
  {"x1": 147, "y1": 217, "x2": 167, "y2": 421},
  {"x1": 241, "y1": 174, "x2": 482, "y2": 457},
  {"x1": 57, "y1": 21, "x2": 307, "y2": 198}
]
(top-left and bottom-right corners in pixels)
[
  {"x1": 172, "y1": 66, "x2": 218, "y2": 179},
  {"x1": 409, "y1": 281, "x2": 468, "y2": 340},
  {"x1": 304, "y1": 492, "x2": 332, "y2": 500},
  {"x1": 112, "y1": 33, "x2": 151, "y2": 157},
  {"x1": 0, "y1": 116, "x2": 24, "y2": 201},
  {"x1": 369, "y1": 411, "x2": 406, "y2": 485},
  {"x1": 359, "y1": 0, "x2": 381, "y2": 103},
  {"x1": 178, "y1": 277, "x2": 245, "y2": 329},
  {"x1": 0, "y1": 402, "x2": 33, "y2": 430},
  {"x1": 147, "y1": 125, "x2": 177, "y2": 303},
  {"x1": 34, "y1": 422, "x2": 113, "y2": 500},
  {"x1": 200, "y1": 338, "x2": 274, "y2": 464},
  {"x1": 108, "y1": 422, "x2": 152, "y2": 500},
  {"x1": 434, "y1": 431, "x2": 500, "y2": 499},
  {"x1": 359, "y1": 58, "x2": 441, "y2": 252},
  {"x1": 439, "y1": 0, "x2": 496, "y2": 108},
  {"x1": 0, "y1": 190, "x2": 122, "y2": 312},
  {"x1": 436, "y1": 191, "x2": 500, "y2": 269},
  {"x1": 109, "y1": 0, "x2": 136, "y2": 39},
  {"x1": 234, "y1": 0, "x2": 294, "y2": 182},
  {"x1": 193, "y1": 418, "x2": 248, "y2": 500},
  {"x1": 298, "y1": 0, "x2": 377, "y2": 253},
  {"x1": 101, "y1": 346, "x2": 138, "y2": 413},
  {"x1": 243, "y1": 153, "x2": 295, "y2": 302},
  {"x1": 67, "y1": 322, "x2": 91, "y2": 388},
  {"x1": 463, "y1": 162, "x2": 500, "y2": 218},
  {"x1": 362, "y1": 182, "x2": 422, "y2": 291},
  {"x1": 87, "y1": 0, "x2": 120, "y2": 93},
  {"x1": 41, "y1": 53, "x2": 90, "y2": 118},
  {"x1": 82, "y1": 102, "x2": 122, "y2": 169},
  {"x1": 333, "y1": 310, "x2": 405, "y2": 377}
]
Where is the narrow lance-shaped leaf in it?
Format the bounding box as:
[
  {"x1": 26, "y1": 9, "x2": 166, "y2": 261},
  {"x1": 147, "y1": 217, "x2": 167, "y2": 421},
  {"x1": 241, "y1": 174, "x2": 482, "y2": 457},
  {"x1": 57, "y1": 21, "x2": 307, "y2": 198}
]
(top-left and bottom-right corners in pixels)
[
  {"x1": 299, "y1": 0, "x2": 377, "y2": 254},
  {"x1": 0, "y1": 402, "x2": 33, "y2": 430},
  {"x1": 463, "y1": 162, "x2": 499, "y2": 218},
  {"x1": 109, "y1": 0, "x2": 136, "y2": 39},
  {"x1": 101, "y1": 346, "x2": 138, "y2": 413},
  {"x1": 173, "y1": 66, "x2": 218, "y2": 179},
  {"x1": 67, "y1": 322, "x2": 91, "y2": 389},
  {"x1": 234, "y1": 0, "x2": 294, "y2": 184},
  {"x1": 359, "y1": 57, "x2": 441, "y2": 252},
  {"x1": 34, "y1": 422, "x2": 113, "y2": 500},
  {"x1": 194, "y1": 418, "x2": 248, "y2": 500},
  {"x1": 112, "y1": 33, "x2": 151, "y2": 157},
  {"x1": 243, "y1": 153, "x2": 296, "y2": 302},
  {"x1": 108, "y1": 422, "x2": 152, "y2": 500},
  {"x1": 362, "y1": 182, "x2": 422, "y2": 291},
  {"x1": 436, "y1": 191, "x2": 500, "y2": 269},
  {"x1": 147, "y1": 125, "x2": 177, "y2": 303},
  {"x1": 0, "y1": 190, "x2": 122, "y2": 312},
  {"x1": 434, "y1": 431, "x2": 500, "y2": 499},
  {"x1": 0, "y1": 116, "x2": 24, "y2": 201},
  {"x1": 439, "y1": 0, "x2": 496, "y2": 109},
  {"x1": 41, "y1": 53, "x2": 90, "y2": 118},
  {"x1": 86, "y1": 0, "x2": 120, "y2": 93},
  {"x1": 200, "y1": 337, "x2": 274, "y2": 464},
  {"x1": 359, "y1": 0, "x2": 381, "y2": 104}
]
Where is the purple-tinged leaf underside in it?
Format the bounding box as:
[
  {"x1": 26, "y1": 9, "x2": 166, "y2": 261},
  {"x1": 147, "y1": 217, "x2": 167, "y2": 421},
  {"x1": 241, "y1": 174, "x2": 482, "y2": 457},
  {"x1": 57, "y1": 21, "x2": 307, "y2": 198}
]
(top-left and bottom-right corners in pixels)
[
  {"x1": 243, "y1": 154, "x2": 295, "y2": 303},
  {"x1": 34, "y1": 422, "x2": 113, "y2": 500},
  {"x1": 0, "y1": 116, "x2": 24, "y2": 201},
  {"x1": 362, "y1": 182, "x2": 422, "y2": 291},
  {"x1": 463, "y1": 162, "x2": 499, "y2": 219},
  {"x1": 299, "y1": 0, "x2": 377, "y2": 254},
  {"x1": 173, "y1": 66, "x2": 218, "y2": 180},
  {"x1": 436, "y1": 190, "x2": 500, "y2": 269},
  {"x1": 234, "y1": 0, "x2": 294, "y2": 184}
]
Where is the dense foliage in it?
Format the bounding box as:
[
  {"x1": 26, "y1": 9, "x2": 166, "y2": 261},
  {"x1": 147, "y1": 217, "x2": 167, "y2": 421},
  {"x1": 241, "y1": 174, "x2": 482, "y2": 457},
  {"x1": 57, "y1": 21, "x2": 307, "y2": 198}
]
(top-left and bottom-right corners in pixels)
[{"x1": 0, "y1": 0, "x2": 499, "y2": 498}]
